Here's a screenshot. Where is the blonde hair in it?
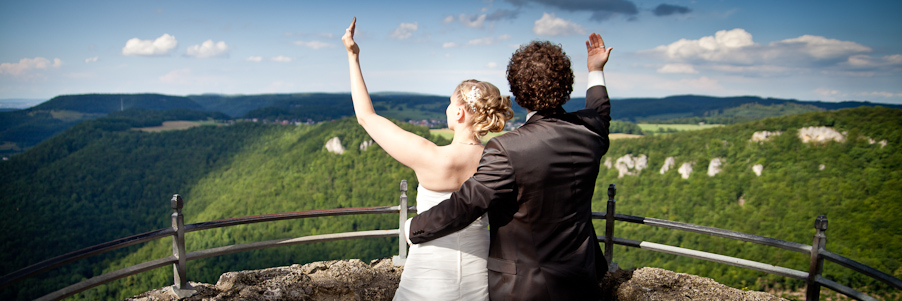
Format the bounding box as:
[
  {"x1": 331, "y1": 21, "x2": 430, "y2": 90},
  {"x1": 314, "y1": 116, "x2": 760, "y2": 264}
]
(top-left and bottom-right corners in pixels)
[{"x1": 453, "y1": 80, "x2": 514, "y2": 140}]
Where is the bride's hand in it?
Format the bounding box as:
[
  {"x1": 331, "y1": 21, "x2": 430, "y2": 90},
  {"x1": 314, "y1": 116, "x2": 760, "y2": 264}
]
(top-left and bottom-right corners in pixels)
[{"x1": 342, "y1": 17, "x2": 359, "y2": 56}]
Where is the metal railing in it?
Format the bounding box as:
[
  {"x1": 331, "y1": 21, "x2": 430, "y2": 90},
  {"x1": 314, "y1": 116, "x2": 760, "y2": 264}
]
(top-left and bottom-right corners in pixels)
[
  {"x1": 2, "y1": 181, "x2": 900, "y2": 300},
  {"x1": 598, "y1": 183, "x2": 902, "y2": 301},
  {"x1": 0, "y1": 180, "x2": 414, "y2": 301}
]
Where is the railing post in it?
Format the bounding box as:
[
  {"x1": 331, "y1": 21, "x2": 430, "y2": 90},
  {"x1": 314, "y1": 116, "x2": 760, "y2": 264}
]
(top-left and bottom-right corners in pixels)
[
  {"x1": 393, "y1": 180, "x2": 409, "y2": 266},
  {"x1": 806, "y1": 215, "x2": 828, "y2": 301},
  {"x1": 168, "y1": 194, "x2": 196, "y2": 298},
  {"x1": 605, "y1": 183, "x2": 617, "y2": 271}
]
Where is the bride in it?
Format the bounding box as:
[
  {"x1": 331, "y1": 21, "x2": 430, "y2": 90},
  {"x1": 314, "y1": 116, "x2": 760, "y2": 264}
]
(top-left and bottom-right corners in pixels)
[{"x1": 342, "y1": 18, "x2": 513, "y2": 300}]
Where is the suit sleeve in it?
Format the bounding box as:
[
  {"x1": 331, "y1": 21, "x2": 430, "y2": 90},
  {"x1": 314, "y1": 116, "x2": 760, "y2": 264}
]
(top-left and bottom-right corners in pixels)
[
  {"x1": 586, "y1": 85, "x2": 611, "y2": 128},
  {"x1": 408, "y1": 138, "x2": 516, "y2": 244}
]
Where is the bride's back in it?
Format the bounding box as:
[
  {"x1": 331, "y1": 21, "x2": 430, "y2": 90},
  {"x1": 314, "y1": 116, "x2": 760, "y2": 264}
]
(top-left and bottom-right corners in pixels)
[{"x1": 413, "y1": 143, "x2": 485, "y2": 193}]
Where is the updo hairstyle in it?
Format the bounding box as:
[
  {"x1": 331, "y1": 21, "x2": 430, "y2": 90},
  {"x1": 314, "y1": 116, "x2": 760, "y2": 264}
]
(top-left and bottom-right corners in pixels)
[
  {"x1": 506, "y1": 41, "x2": 574, "y2": 111},
  {"x1": 453, "y1": 80, "x2": 514, "y2": 140}
]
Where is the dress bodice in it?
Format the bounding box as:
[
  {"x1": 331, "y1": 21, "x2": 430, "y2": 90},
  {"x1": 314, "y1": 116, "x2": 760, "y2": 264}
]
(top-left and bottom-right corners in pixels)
[{"x1": 415, "y1": 185, "x2": 454, "y2": 213}]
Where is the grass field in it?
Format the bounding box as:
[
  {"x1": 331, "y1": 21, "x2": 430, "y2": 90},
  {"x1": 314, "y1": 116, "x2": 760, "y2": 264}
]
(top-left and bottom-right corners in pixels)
[
  {"x1": 430, "y1": 129, "x2": 644, "y2": 142},
  {"x1": 135, "y1": 121, "x2": 202, "y2": 132},
  {"x1": 637, "y1": 123, "x2": 723, "y2": 132}
]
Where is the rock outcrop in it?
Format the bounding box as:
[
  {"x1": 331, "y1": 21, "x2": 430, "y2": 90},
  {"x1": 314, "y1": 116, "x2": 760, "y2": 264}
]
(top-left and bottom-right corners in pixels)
[
  {"x1": 678, "y1": 162, "x2": 694, "y2": 179},
  {"x1": 798, "y1": 126, "x2": 845, "y2": 143},
  {"x1": 128, "y1": 260, "x2": 787, "y2": 301},
  {"x1": 609, "y1": 267, "x2": 787, "y2": 301},
  {"x1": 660, "y1": 157, "x2": 675, "y2": 175},
  {"x1": 128, "y1": 259, "x2": 401, "y2": 301},
  {"x1": 325, "y1": 137, "x2": 345, "y2": 154},
  {"x1": 751, "y1": 131, "x2": 782, "y2": 142},
  {"x1": 614, "y1": 154, "x2": 648, "y2": 178},
  {"x1": 752, "y1": 164, "x2": 764, "y2": 176},
  {"x1": 359, "y1": 140, "x2": 375, "y2": 151},
  {"x1": 707, "y1": 157, "x2": 725, "y2": 177}
]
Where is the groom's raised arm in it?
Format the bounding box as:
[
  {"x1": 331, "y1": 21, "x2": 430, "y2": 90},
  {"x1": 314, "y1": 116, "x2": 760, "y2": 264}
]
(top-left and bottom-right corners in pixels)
[
  {"x1": 407, "y1": 138, "x2": 517, "y2": 244},
  {"x1": 582, "y1": 32, "x2": 612, "y2": 132}
]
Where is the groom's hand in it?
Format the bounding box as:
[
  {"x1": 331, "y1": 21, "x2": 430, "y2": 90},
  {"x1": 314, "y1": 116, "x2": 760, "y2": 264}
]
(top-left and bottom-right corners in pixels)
[{"x1": 586, "y1": 33, "x2": 612, "y2": 72}]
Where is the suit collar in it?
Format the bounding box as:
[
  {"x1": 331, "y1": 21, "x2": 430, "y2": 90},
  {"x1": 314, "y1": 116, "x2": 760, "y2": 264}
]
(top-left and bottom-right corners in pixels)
[{"x1": 525, "y1": 106, "x2": 566, "y2": 125}]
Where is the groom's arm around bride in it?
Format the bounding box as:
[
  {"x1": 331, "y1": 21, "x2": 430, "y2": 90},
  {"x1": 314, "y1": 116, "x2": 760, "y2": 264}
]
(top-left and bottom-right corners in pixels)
[{"x1": 408, "y1": 32, "x2": 613, "y2": 301}]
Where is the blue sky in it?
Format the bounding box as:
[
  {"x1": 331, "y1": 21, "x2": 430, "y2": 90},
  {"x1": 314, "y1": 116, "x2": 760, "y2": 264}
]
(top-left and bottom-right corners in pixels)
[{"x1": 2, "y1": 0, "x2": 901, "y2": 107}]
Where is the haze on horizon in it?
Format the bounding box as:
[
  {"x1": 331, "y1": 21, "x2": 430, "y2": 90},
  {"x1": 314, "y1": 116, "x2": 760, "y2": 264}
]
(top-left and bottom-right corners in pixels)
[{"x1": 2, "y1": 0, "x2": 901, "y2": 105}]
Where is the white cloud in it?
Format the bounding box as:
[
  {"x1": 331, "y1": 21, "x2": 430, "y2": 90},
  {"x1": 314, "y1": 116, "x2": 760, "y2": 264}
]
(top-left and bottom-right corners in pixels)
[
  {"x1": 186, "y1": 40, "x2": 230, "y2": 58},
  {"x1": 443, "y1": 42, "x2": 458, "y2": 48},
  {"x1": 655, "y1": 28, "x2": 756, "y2": 64},
  {"x1": 271, "y1": 56, "x2": 292, "y2": 63},
  {"x1": 650, "y1": 28, "x2": 889, "y2": 76},
  {"x1": 771, "y1": 35, "x2": 870, "y2": 60},
  {"x1": 294, "y1": 40, "x2": 334, "y2": 50},
  {"x1": 0, "y1": 57, "x2": 62, "y2": 76},
  {"x1": 845, "y1": 54, "x2": 902, "y2": 68},
  {"x1": 459, "y1": 14, "x2": 487, "y2": 28},
  {"x1": 246, "y1": 56, "x2": 263, "y2": 62},
  {"x1": 487, "y1": 62, "x2": 498, "y2": 68},
  {"x1": 442, "y1": 15, "x2": 455, "y2": 24},
  {"x1": 85, "y1": 57, "x2": 99, "y2": 63},
  {"x1": 533, "y1": 13, "x2": 585, "y2": 36},
  {"x1": 390, "y1": 22, "x2": 418, "y2": 40},
  {"x1": 657, "y1": 63, "x2": 698, "y2": 74},
  {"x1": 122, "y1": 34, "x2": 178, "y2": 56}
]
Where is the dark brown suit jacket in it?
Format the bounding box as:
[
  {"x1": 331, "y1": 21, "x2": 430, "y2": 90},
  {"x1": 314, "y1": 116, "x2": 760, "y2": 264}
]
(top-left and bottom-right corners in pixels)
[{"x1": 408, "y1": 85, "x2": 611, "y2": 300}]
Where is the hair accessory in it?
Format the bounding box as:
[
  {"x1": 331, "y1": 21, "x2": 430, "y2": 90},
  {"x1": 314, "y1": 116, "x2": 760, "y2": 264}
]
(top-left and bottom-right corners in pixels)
[{"x1": 464, "y1": 87, "x2": 481, "y2": 109}]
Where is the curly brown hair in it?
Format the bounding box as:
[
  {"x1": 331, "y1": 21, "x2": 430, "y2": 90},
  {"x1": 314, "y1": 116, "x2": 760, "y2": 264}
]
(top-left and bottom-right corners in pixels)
[
  {"x1": 506, "y1": 41, "x2": 573, "y2": 111},
  {"x1": 454, "y1": 80, "x2": 514, "y2": 140}
]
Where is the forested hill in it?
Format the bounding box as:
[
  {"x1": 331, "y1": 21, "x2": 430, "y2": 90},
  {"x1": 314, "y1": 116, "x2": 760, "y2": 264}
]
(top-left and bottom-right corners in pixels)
[
  {"x1": 599, "y1": 95, "x2": 902, "y2": 123},
  {"x1": 0, "y1": 94, "x2": 214, "y2": 156},
  {"x1": 0, "y1": 111, "x2": 427, "y2": 300},
  {"x1": 594, "y1": 106, "x2": 901, "y2": 298}
]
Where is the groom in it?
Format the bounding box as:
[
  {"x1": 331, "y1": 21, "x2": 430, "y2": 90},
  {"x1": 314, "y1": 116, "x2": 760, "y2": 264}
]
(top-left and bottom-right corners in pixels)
[{"x1": 407, "y1": 32, "x2": 613, "y2": 300}]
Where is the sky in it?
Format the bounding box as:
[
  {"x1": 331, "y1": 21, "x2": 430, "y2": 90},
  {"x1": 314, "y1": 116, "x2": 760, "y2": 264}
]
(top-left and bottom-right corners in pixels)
[{"x1": 2, "y1": 0, "x2": 902, "y2": 107}]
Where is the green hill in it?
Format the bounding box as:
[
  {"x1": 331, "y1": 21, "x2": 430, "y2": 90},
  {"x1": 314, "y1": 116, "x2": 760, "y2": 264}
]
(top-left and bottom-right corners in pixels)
[
  {"x1": 604, "y1": 95, "x2": 902, "y2": 123},
  {"x1": 0, "y1": 94, "x2": 209, "y2": 157},
  {"x1": 0, "y1": 111, "x2": 429, "y2": 300},
  {"x1": 593, "y1": 106, "x2": 901, "y2": 297}
]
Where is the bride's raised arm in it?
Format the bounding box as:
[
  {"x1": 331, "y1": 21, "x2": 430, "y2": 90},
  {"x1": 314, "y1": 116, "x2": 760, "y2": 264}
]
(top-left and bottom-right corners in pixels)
[{"x1": 342, "y1": 18, "x2": 438, "y2": 171}]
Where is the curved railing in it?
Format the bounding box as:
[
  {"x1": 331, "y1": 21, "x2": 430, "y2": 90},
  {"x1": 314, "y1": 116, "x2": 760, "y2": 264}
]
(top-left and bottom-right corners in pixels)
[
  {"x1": 597, "y1": 184, "x2": 901, "y2": 301},
  {"x1": 2, "y1": 181, "x2": 899, "y2": 301}
]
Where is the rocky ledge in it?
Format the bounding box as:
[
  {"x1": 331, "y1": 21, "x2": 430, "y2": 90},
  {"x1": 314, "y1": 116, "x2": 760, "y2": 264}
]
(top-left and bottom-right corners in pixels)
[{"x1": 127, "y1": 258, "x2": 786, "y2": 301}]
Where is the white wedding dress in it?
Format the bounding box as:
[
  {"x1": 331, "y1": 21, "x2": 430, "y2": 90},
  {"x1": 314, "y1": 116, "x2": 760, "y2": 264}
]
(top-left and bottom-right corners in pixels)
[{"x1": 393, "y1": 185, "x2": 490, "y2": 301}]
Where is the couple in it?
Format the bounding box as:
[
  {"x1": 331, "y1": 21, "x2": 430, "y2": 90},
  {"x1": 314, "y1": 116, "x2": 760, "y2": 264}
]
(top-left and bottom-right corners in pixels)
[{"x1": 343, "y1": 17, "x2": 613, "y2": 300}]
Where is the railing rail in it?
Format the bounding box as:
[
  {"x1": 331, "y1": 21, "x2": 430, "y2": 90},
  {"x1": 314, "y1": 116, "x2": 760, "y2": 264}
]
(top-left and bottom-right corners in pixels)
[
  {"x1": 3, "y1": 181, "x2": 899, "y2": 301},
  {"x1": 598, "y1": 183, "x2": 900, "y2": 301}
]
